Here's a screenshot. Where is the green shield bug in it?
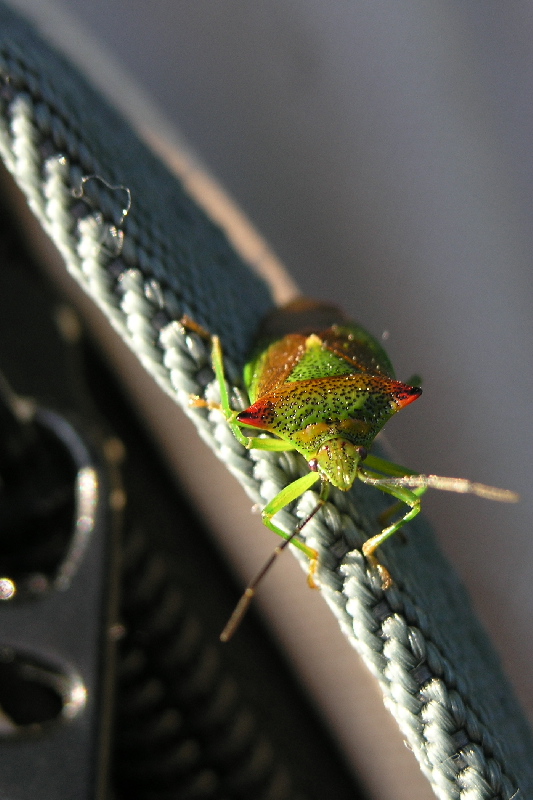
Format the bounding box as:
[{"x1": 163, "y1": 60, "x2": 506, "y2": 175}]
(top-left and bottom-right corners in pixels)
[{"x1": 185, "y1": 298, "x2": 518, "y2": 640}]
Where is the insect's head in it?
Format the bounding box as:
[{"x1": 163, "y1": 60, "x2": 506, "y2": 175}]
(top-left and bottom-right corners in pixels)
[{"x1": 309, "y1": 440, "x2": 368, "y2": 491}]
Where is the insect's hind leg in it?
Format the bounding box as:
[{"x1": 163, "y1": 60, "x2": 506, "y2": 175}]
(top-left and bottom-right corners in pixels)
[{"x1": 181, "y1": 316, "x2": 250, "y2": 445}]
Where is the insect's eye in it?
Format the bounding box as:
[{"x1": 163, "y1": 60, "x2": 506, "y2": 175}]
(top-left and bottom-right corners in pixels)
[
  {"x1": 308, "y1": 458, "x2": 319, "y2": 472},
  {"x1": 356, "y1": 446, "x2": 368, "y2": 461}
]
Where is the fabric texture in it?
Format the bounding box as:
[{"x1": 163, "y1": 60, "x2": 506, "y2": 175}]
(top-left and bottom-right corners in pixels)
[{"x1": 0, "y1": 4, "x2": 531, "y2": 798}]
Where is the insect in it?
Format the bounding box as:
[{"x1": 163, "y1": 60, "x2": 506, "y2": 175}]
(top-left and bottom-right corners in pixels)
[{"x1": 184, "y1": 298, "x2": 518, "y2": 640}]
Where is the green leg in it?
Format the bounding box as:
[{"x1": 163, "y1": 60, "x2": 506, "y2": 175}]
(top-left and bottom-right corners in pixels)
[
  {"x1": 361, "y1": 452, "x2": 426, "y2": 532},
  {"x1": 378, "y1": 485, "x2": 428, "y2": 527},
  {"x1": 219, "y1": 472, "x2": 325, "y2": 641},
  {"x1": 357, "y1": 469, "x2": 427, "y2": 587},
  {"x1": 261, "y1": 471, "x2": 322, "y2": 560},
  {"x1": 209, "y1": 335, "x2": 251, "y2": 445},
  {"x1": 364, "y1": 452, "x2": 419, "y2": 478},
  {"x1": 182, "y1": 325, "x2": 248, "y2": 441},
  {"x1": 358, "y1": 480, "x2": 424, "y2": 555}
]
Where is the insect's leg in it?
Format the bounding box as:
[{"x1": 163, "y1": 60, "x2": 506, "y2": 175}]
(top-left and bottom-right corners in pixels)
[
  {"x1": 360, "y1": 483, "x2": 423, "y2": 555},
  {"x1": 208, "y1": 335, "x2": 232, "y2": 415},
  {"x1": 180, "y1": 316, "x2": 237, "y2": 418},
  {"x1": 181, "y1": 318, "x2": 230, "y2": 413},
  {"x1": 261, "y1": 471, "x2": 322, "y2": 561},
  {"x1": 357, "y1": 473, "x2": 424, "y2": 588},
  {"x1": 363, "y1": 453, "x2": 418, "y2": 477},
  {"x1": 204, "y1": 334, "x2": 253, "y2": 444},
  {"x1": 185, "y1": 328, "x2": 251, "y2": 446},
  {"x1": 362, "y1": 452, "x2": 424, "y2": 530},
  {"x1": 219, "y1": 473, "x2": 325, "y2": 642},
  {"x1": 180, "y1": 314, "x2": 212, "y2": 340},
  {"x1": 378, "y1": 484, "x2": 427, "y2": 527}
]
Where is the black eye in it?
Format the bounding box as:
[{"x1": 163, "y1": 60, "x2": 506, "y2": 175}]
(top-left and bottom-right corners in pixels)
[
  {"x1": 356, "y1": 446, "x2": 368, "y2": 461},
  {"x1": 308, "y1": 458, "x2": 319, "y2": 472}
]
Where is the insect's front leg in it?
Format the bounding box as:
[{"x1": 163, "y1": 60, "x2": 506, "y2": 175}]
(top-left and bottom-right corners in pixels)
[
  {"x1": 260, "y1": 471, "x2": 323, "y2": 581},
  {"x1": 218, "y1": 470, "x2": 325, "y2": 641},
  {"x1": 357, "y1": 472, "x2": 426, "y2": 587},
  {"x1": 377, "y1": 484, "x2": 428, "y2": 528}
]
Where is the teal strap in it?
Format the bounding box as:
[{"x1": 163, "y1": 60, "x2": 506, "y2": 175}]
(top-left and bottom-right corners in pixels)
[{"x1": 0, "y1": 4, "x2": 531, "y2": 798}]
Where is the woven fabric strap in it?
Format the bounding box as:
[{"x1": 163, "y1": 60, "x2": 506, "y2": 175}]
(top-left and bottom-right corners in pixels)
[{"x1": 0, "y1": 5, "x2": 531, "y2": 798}]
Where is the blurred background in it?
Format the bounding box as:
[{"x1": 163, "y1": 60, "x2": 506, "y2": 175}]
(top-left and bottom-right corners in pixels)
[{"x1": 13, "y1": 0, "x2": 533, "y2": 726}]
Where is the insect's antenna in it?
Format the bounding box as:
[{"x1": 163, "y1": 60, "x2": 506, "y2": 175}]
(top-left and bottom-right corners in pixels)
[
  {"x1": 369, "y1": 474, "x2": 519, "y2": 502},
  {"x1": 220, "y1": 500, "x2": 324, "y2": 643}
]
